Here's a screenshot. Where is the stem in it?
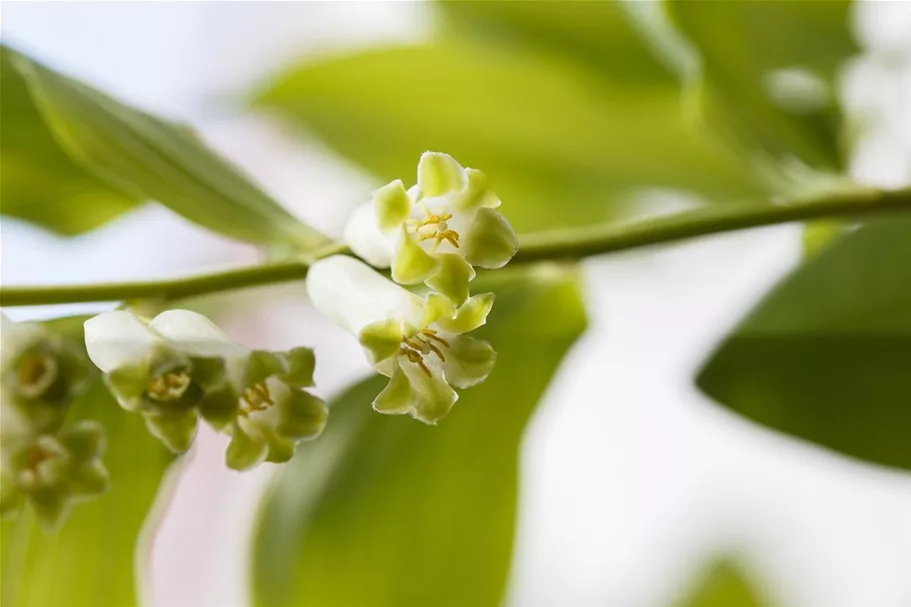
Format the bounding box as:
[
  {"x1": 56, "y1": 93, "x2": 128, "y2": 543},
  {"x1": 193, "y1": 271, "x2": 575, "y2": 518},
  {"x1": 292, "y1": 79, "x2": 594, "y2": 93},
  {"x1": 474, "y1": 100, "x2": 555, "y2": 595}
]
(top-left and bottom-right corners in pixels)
[{"x1": 3, "y1": 187, "x2": 910, "y2": 307}]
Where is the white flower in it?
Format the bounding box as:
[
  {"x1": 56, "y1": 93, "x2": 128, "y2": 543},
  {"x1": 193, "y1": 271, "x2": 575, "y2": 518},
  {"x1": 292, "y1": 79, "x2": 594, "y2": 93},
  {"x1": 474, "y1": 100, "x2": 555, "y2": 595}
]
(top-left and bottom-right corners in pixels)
[
  {"x1": 307, "y1": 255, "x2": 496, "y2": 424},
  {"x1": 84, "y1": 310, "x2": 326, "y2": 468},
  {"x1": 344, "y1": 152, "x2": 518, "y2": 304}
]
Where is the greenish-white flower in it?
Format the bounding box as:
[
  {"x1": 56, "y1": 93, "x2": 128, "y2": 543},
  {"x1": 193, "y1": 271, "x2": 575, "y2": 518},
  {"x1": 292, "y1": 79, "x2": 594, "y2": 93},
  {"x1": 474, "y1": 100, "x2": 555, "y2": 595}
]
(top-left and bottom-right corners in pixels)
[
  {"x1": 0, "y1": 421, "x2": 109, "y2": 531},
  {"x1": 344, "y1": 152, "x2": 518, "y2": 304},
  {"x1": 84, "y1": 310, "x2": 327, "y2": 469},
  {"x1": 1, "y1": 312, "x2": 89, "y2": 435},
  {"x1": 307, "y1": 255, "x2": 496, "y2": 424}
]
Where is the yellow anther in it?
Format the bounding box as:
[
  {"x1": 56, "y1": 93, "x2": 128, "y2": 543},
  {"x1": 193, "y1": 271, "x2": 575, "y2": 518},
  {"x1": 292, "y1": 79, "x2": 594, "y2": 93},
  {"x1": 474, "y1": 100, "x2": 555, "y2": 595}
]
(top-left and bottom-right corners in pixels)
[
  {"x1": 410, "y1": 212, "x2": 459, "y2": 250},
  {"x1": 147, "y1": 370, "x2": 191, "y2": 402},
  {"x1": 240, "y1": 382, "x2": 273, "y2": 415},
  {"x1": 421, "y1": 330, "x2": 450, "y2": 348}
]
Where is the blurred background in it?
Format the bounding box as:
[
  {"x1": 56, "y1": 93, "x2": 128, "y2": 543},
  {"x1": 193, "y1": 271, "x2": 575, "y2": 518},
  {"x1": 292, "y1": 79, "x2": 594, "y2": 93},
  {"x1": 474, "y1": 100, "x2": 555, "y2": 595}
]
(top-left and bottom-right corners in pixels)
[{"x1": 2, "y1": 2, "x2": 911, "y2": 606}]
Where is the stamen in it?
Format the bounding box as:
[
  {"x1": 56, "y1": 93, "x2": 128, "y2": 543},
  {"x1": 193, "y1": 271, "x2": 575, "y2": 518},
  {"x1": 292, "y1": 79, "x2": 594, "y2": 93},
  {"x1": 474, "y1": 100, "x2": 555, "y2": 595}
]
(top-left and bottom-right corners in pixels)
[
  {"x1": 410, "y1": 212, "x2": 459, "y2": 249},
  {"x1": 146, "y1": 370, "x2": 191, "y2": 402},
  {"x1": 421, "y1": 330, "x2": 450, "y2": 347},
  {"x1": 16, "y1": 352, "x2": 59, "y2": 399},
  {"x1": 240, "y1": 382, "x2": 273, "y2": 416},
  {"x1": 398, "y1": 329, "x2": 450, "y2": 375}
]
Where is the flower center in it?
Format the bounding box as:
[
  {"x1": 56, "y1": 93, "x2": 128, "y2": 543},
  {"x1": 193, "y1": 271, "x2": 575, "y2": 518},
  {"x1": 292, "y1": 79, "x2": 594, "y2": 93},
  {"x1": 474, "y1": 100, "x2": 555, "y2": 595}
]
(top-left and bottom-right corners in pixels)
[
  {"x1": 399, "y1": 329, "x2": 450, "y2": 377},
  {"x1": 240, "y1": 382, "x2": 273, "y2": 416},
  {"x1": 409, "y1": 211, "x2": 459, "y2": 251},
  {"x1": 16, "y1": 352, "x2": 59, "y2": 399},
  {"x1": 20, "y1": 442, "x2": 63, "y2": 488},
  {"x1": 146, "y1": 371, "x2": 191, "y2": 402}
]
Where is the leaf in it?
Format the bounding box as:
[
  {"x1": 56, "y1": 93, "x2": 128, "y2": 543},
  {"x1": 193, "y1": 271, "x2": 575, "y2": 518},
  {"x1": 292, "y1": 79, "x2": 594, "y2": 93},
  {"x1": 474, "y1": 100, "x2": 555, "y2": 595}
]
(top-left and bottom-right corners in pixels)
[
  {"x1": 667, "y1": 0, "x2": 857, "y2": 173},
  {"x1": 5, "y1": 45, "x2": 329, "y2": 250},
  {"x1": 0, "y1": 47, "x2": 140, "y2": 235},
  {"x1": 675, "y1": 560, "x2": 770, "y2": 607},
  {"x1": 697, "y1": 214, "x2": 911, "y2": 471},
  {"x1": 1, "y1": 317, "x2": 175, "y2": 607},
  {"x1": 254, "y1": 40, "x2": 765, "y2": 234},
  {"x1": 252, "y1": 267, "x2": 588, "y2": 607}
]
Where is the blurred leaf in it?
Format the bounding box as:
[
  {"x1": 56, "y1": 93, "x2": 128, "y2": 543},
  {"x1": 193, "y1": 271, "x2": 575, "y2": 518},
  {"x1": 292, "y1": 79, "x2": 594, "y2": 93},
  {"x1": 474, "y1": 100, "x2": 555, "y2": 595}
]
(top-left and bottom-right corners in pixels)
[
  {"x1": 675, "y1": 560, "x2": 769, "y2": 607},
  {"x1": 698, "y1": 214, "x2": 911, "y2": 470},
  {"x1": 0, "y1": 46, "x2": 140, "y2": 235},
  {"x1": 1, "y1": 317, "x2": 175, "y2": 607},
  {"x1": 252, "y1": 266, "x2": 587, "y2": 607},
  {"x1": 438, "y1": 0, "x2": 674, "y2": 84},
  {"x1": 254, "y1": 41, "x2": 765, "y2": 234},
  {"x1": 667, "y1": 0, "x2": 857, "y2": 173},
  {"x1": 6, "y1": 45, "x2": 329, "y2": 250}
]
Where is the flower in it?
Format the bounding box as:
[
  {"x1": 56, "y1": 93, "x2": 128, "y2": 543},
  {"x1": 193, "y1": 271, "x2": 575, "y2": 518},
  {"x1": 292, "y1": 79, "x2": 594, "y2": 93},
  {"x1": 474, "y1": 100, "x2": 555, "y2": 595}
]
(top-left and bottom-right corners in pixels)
[
  {"x1": 0, "y1": 421, "x2": 109, "y2": 531},
  {"x1": 1, "y1": 312, "x2": 90, "y2": 434},
  {"x1": 84, "y1": 310, "x2": 327, "y2": 469},
  {"x1": 344, "y1": 152, "x2": 518, "y2": 304},
  {"x1": 307, "y1": 255, "x2": 496, "y2": 424}
]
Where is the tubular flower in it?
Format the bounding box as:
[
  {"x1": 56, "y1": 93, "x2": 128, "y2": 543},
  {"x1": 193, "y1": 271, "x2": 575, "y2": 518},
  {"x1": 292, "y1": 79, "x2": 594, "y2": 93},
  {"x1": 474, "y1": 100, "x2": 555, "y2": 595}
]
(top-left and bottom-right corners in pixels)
[
  {"x1": 150, "y1": 310, "x2": 328, "y2": 471},
  {"x1": 307, "y1": 256, "x2": 496, "y2": 424},
  {"x1": 0, "y1": 421, "x2": 109, "y2": 531},
  {"x1": 344, "y1": 152, "x2": 518, "y2": 304},
  {"x1": 1, "y1": 312, "x2": 90, "y2": 434}
]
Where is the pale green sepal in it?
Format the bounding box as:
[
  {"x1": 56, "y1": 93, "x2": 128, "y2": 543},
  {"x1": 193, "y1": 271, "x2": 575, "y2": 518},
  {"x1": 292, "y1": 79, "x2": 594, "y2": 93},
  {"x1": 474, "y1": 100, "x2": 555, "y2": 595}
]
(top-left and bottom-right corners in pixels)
[
  {"x1": 285, "y1": 347, "x2": 316, "y2": 388},
  {"x1": 360, "y1": 319, "x2": 404, "y2": 365},
  {"x1": 144, "y1": 409, "x2": 199, "y2": 454},
  {"x1": 455, "y1": 169, "x2": 500, "y2": 211},
  {"x1": 68, "y1": 462, "x2": 110, "y2": 498},
  {"x1": 400, "y1": 362, "x2": 458, "y2": 425},
  {"x1": 189, "y1": 356, "x2": 228, "y2": 391},
  {"x1": 424, "y1": 254, "x2": 475, "y2": 305},
  {"x1": 391, "y1": 228, "x2": 440, "y2": 284},
  {"x1": 199, "y1": 386, "x2": 240, "y2": 431},
  {"x1": 443, "y1": 335, "x2": 497, "y2": 389},
  {"x1": 436, "y1": 293, "x2": 495, "y2": 334},
  {"x1": 244, "y1": 351, "x2": 286, "y2": 389},
  {"x1": 373, "y1": 179, "x2": 412, "y2": 232},
  {"x1": 265, "y1": 438, "x2": 297, "y2": 464},
  {"x1": 226, "y1": 428, "x2": 269, "y2": 471},
  {"x1": 420, "y1": 293, "x2": 457, "y2": 329},
  {"x1": 372, "y1": 365, "x2": 413, "y2": 415},
  {"x1": 105, "y1": 365, "x2": 149, "y2": 409},
  {"x1": 418, "y1": 152, "x2": 466, "y2": 197},
  {"x1": 279, "y1": 390, "x2": 328, "y2": 441},
  {"x1": 58, "y1": 421, "x2": 105, "y2": 462},
  {"x1": 462, "y1": 208, "x2": 519, "y2": 269},
  {"x1": 30, "y1": 486, "x2": 71, "y2": 531}
]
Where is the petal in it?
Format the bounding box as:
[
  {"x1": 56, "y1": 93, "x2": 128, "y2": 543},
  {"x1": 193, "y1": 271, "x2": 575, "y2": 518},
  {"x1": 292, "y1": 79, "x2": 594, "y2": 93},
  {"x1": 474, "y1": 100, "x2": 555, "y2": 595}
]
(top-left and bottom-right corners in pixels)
[
  {"x1": 435, "y1": 293, "x2": 495, "y2": 335},
  {"x1": 58, "y1": 421, "x2": 105, "y2": 462},
  {"x1": 277, "y1": 389, "x2": 328, "y2": 441},
  {"x1": 391, "y1": 229, "x2": 440, "y2": 285},
  {"x1": 265, "y1": 438, "x2": 297, "y2": 464},
  {"x1": 0, "y1": 475, "x2": 24, "y2": 519},
  {"x1": 399, "y1": 359, "x2": 459, "y2": 424},
  {"x1": 198, "y1": 386, "x2": 240, "y2": 431},
  {"x1": 418, "y1": 152, "x2": 467, "y2": 197},
  {"x1": 243, "y1": 350, "x2": 288, "y2": 389},
  {"x1": 143, "y1": 409, "x2": 199, "y2": 454},
  {"x1": 420, "y1": 293, "x2": 457, "y2": 329},
  {"x1": 307, "y1": 256, "x2": 424, "y2": 337},
  {"x1": 454, "y1": 169, "x2": 500, "y2": 211},
  {"x1": 373, "y1": 179, "x2": 412, "y2": 232},
  {"x1": 462, "y1": 208, "x2": 519, "y2": 269},
  {"x1": 29, "y1": 486, "x2": 71, "y2": 531},
  {"x1": 359, "y1": 319, "x2": 404, "y2": 365},
  {"x1": 344, "y1": 204, "x2": 394, "y2": 268},
  {"x1": 424, "y1": 253, "x2": 475, "y2": 305},
  {"x1": 373, "y1": 364, "x2": 414, "y2": 415},
  {"x1": 150, "y1": 310, "x2": 246, "y2": 359},
  {"x1": 68, "y1": 461, "x2": 110, "y2": 497},
  {"x1": 105, "y1": 365, "x2": 152, "y2": 410},
  {"x1": 84, "y1": 311, "x2": 161, "y2": 373},
  {"x1": 442, "y1": 335, "x2": 496, "y2": 389},
  {"x1": 225, "y1": 427, "x2": 269, "y2": 471},
  {"x1": 284, "y1": 347, "x2": 316, "y2": 388}
]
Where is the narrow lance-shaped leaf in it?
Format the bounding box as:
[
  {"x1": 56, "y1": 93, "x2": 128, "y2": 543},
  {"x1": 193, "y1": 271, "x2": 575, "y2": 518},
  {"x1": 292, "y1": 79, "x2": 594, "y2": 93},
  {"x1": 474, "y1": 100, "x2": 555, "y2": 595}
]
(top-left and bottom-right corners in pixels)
[
  {"x1": 0, "y1": 316, "x2": 176, "y2": 607},
  {"x1": 0, "y1": 46, "x2": 139, "y2": 235},
  {"x1": 6, "y1": 45, "x2": 329, "y2": 250},
  {"x1": 698, "y1": 214, "x2": 911, "y2": 471},
  {"x1": 253, "y1": 266, "x2": 588, "y2": 607}
]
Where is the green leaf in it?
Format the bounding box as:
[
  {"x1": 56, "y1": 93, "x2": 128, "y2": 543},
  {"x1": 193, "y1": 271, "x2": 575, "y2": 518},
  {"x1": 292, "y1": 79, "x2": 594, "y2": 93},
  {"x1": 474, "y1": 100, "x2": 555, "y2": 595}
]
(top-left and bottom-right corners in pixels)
[
  {"x1": 5, "y1": 45, "x2": 329, "y2": 250},
  {"x1": 698, "y1": 214, "x2": 911, "y2": 470},
  {"x1": 675, "y1": 560, "x2": 770, "y2": 607},
  {"x1": 667, "y1": 0, "x2": 857, "y2": 173},
  {"x1": 0, "y1": 47, "x2": 140, "y2": 235},
  {"x1": 254, "y1": 40, "x2": 765, "y2": 234},
  {"x1": 252, "y1": 267, "x2": 588, "y2": 607},
  {"x1": 1, "y1": 318, "x2": 175, "y2": 607}
]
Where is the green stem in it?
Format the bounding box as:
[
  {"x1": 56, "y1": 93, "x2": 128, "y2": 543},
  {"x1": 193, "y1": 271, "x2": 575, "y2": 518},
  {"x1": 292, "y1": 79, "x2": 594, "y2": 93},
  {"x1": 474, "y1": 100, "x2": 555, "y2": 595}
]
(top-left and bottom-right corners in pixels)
[{"x1": 3, "y1": 187, "x2": 910, "y2": 307}]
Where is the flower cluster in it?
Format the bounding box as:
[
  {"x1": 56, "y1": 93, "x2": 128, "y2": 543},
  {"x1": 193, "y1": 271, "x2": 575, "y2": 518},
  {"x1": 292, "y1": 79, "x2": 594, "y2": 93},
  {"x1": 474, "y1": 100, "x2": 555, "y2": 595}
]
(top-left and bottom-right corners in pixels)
[
  {"x1": 1, "y1": 313, "x2": 107, "y2": 530},
  {"x1": 84, "y1": 310, "x2": 327, "y2": 470},
  {"x1": 307, "y1": 152, "x2": 517, "y2": 423}
]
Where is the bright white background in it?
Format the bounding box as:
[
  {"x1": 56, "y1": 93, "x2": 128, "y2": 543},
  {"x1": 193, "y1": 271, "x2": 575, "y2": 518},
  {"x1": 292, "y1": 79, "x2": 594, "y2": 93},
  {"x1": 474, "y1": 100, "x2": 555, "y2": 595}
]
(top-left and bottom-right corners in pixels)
[{"x1": 2, "y1": 2, "x2": 910, "y2": 606}]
